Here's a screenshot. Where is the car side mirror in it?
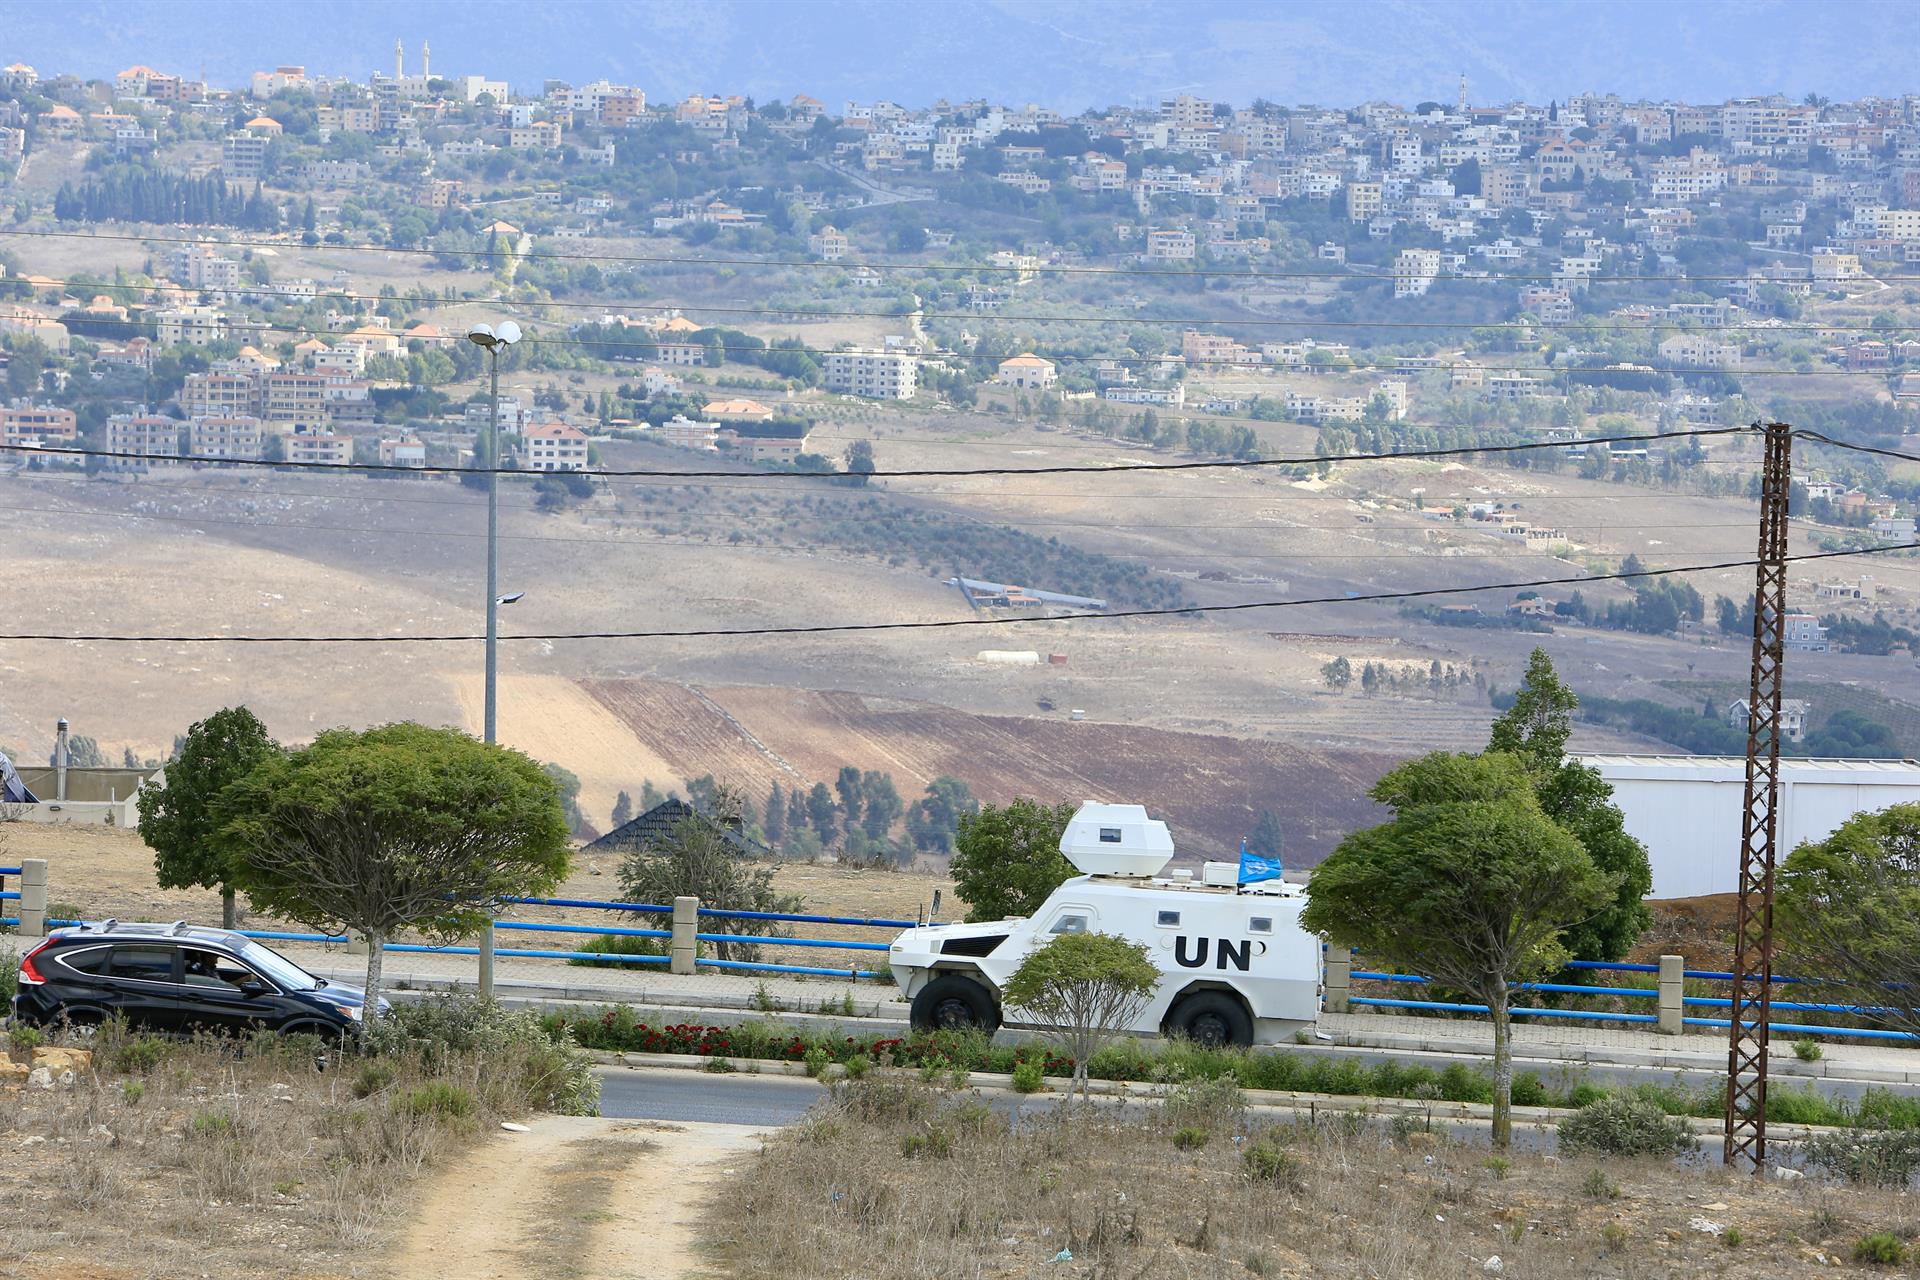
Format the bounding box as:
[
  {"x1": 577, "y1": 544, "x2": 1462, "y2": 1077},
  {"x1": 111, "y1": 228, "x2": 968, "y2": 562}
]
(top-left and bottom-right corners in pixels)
[{"x1": 238, "y1": 978, "x2": 271, "y2": 998}]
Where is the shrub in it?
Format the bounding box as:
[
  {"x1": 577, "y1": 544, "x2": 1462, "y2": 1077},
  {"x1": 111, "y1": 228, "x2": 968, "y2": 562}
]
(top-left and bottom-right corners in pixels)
[
  {"x1": 352, "y1": 1063, "x2": 396, "y2": 1099},
  {"x1": 1242, "y1": 1140, "x2": 1301, "y2": 1189},
  {"x1": 1483, "y1": 1156, "x2": 1511, "y2": 1180},
  {"x1": 1509, "y1": 1072, "x2": 1549, "y2": 1108},
  {"x1": 1012, "y1": 1058, "x2": 1045, "y2": 1094},
  {"x1": 1160, "y1": 1075, "x2": 1245, "y2": 1134},
  {"x1": 704, "y1": 1055, "x2": 736, "y2": 1073},
  {"x1": 1569, "y1": 1082, "x2": 1608, "y2": 1108},
  {"x1": 900, "y1": 1126, "x2": 953, "y2": 1159},
  {"x1": 1558, "y1": 1097, "x2": 1693, "y2": 1157},
  {"x1": 120, "y1": 1080, "x2": 145, "y2": 1105},
  {"x1": 833, "y1": 1077, "x2": 935, "y2": 1126},
  {"x1": 568, "y1": 933, "x2": 671, "y2": 968},
  {"x1": 1853, "y1": 1233, "x2": 1908, "y2": 1266},
  {"x1": 1580, "y1": 1167, "x2": 1619, "y2": 1200},
  {"x1": 9, "y1": 1022, "x2": 43, "y2": 1056},
  {"x1": 843, "y1": 1054, "x2": 872, "y2": 1081},
  {"x1": 1805, "y1": 1129, "x2": 1920, "y2": 1188},
  {"x1": 376, "y1": 995, "x2": 597, "y2": 1116},
  {"x1": 189, "y1": 1109, "x2": 236, "y2": 1138},
  {"x1": 110, "y1": 1036, "x2": 171, "y2": 1076},
  {"x1": 1172, "y1": 1126, "x2": 1211, "y2": 1150},
  {"x1": 804, "y1": 1045, "x2": 831, "y2": 1079},
  {"x1": 393, "y1": 1082, "x2": 476, "y2": 1122},
  {"x1": 1792, "y1": 1036, "x2": 1824, "y2": 1063}
]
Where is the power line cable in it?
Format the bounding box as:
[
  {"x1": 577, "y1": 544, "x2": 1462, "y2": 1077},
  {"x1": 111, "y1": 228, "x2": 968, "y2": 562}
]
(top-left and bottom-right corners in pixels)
[{"x1": 3, "y1": 544, "x2": 1906, "y2": 645}]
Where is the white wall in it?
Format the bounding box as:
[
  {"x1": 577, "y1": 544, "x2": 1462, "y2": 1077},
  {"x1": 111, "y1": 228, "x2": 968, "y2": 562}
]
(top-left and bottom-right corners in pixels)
[{"x1": 1580, "y1": 757, "x2": 1920, "y2": 898}]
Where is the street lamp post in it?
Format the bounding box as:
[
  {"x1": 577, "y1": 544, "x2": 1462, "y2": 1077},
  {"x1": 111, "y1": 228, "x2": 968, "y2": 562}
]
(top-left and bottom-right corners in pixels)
[{"x1": 465, "y1": 321, "x2": 520, "y2": 999}]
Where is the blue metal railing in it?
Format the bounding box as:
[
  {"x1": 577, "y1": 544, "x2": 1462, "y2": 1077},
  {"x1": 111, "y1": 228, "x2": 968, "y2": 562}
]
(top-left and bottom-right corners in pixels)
[{"x1": 1345, "y1": 953, "x2": 1916, "y2": 1042}]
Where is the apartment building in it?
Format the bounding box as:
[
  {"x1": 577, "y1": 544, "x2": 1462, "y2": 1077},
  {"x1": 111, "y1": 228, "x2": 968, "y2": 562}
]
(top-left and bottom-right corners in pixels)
[
  {"x1": 378, "y1": 436, "x2": 427, "y2": 468},
  {"x1": 0, "y1": 404, "x2": 78, "y2": 447},
  {"x1": 222, "y1": 129, "x2": 269, "y2": 180},
  {"x1": 154, "y1": 306, "x2": 227, "y2": 347},
  {"x1": 262, "y1": 372, "x2": 329, "y2": 429},
  {"x1": 1346, "y1": 181, "x2": 1382, "y2": 222},
  {"x1": 653, "y1": 415, "x2": 719, "y2": 450},
  {"x1": 1143, "y1": 228, "x2": 1197, "y2": 260},
  {"x1": 806, "y1": 226, "x2": 849, "y2": 260},
  {"x1": 821, "y1": 349, "x2": 918, "y2": 400},
  {"x1": 995, "y1": 353, "x2": 1058, "y2": 389},
  {"x1": 523, "y1": 421, "x2": 591, "y2": 471},
  {"x1": 187, "y1": 415, "x2": 262, "y2": 460},
  {"x1": 176, "y1": 246, "x2": 243, "y2": 290},
  {"x1": 285, "y1": 432, "x2": 352, "y2": 466},
  {"x1": 180, "y1": 372, "x2": 259, "y2": 419},
  {"x1": 104, "y1": 413, "x2": 182, "y2": 470},
  {"x1": 1394, "y1": 248, "x2": 1442, "y2": 298},
  {"x1": 1657, "y1": 334, "x2": 1740, "y2": 368}
]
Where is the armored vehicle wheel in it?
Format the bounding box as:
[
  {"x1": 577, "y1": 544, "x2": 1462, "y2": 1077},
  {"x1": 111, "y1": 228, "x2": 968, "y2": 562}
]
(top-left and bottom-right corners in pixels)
[
  {"x1": 910, "y1": 974, "x2": 1000, "y2": 1033},
  {"x1": 1165, "y1": 991, "x2": 1253, "y2": 1048}
]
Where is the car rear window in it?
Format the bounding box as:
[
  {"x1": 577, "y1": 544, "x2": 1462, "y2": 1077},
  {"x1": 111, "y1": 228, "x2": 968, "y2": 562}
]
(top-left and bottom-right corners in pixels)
[
  {"x1": 107, "y1": 946, "x2": 175, "y2": 982},
  {"x1": 56, "y1": 945, "x2": 112, "y2": 974}
]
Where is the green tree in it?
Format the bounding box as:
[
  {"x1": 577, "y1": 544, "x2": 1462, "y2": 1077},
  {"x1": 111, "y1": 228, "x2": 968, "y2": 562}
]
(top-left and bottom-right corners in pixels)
[
  {"x1": 1302, "y1": 751, "x2": 1610, "y2": 1147},
  {"x1": 137, "y1": 706, "x2": 280, "y2": 929},
  {"x1": 1248, "y1": 809, "x2": 1285, "y2": 861},
  {"x1": 807, "y1": 782, "x2": 838, "y2": 843},
  {"x1": 1321, "y1": 656, "x2": 1352, "y2": 690},
  {"x1": 1487, "y1": 648, "x2": 1652, "y2": 961},
  {"x1": 1778, "y1": 803, "x2": 1920, "y2": 1039},
  {"x1": 217, "y1": 723, "x2": 570, "y2": 1020},
  {"x1": 616, "y1": 784, "x2": 802, "y2": 959},
  {"x1": 610, "y1": 789, "x2": 634, "y2": 830},
  {"x1": 543, "y1": 762, "x2": 585, "y2": 833},
  {"x1": 950, "y1": 799, "x2": 1077, "y2": 921},
  {"x1": 859, "y1": 771, "x2": 903, "y2": 839},
  {"x1": 1001, "y1": 931, "x2": 1159, "y2": 1100},
  {"x1": 905, "y1": 776, "x2": 979, "y2": 854},
  {"x1": 764, "y1": 781, "x2": 785, "y2": 845}
]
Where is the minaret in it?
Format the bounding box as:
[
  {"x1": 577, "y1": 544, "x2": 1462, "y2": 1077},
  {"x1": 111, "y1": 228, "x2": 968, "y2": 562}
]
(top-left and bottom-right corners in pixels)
[
  {"x1": 1457, "y1": 73, "x2": 1467, "y2": 114},
  {"x1": 421, "y1": 41, "x2": 430, "y2": 80},
  {"x1": 394, "y1": 39, "x2": 403, "y2": 82}
]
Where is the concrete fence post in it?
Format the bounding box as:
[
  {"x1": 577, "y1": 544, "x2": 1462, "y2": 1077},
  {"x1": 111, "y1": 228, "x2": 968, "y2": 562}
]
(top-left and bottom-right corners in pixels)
[
  {"x1": 1658, "y1": 953, "x2": 1684, "y2": 1035},
  {"x1": 1323, "y1": 948, "x2": 1351, "y2": 1015},
  {"x1": 670, "y1": 896, "x2": 699, "y2": 976},
  {"x1": 18, "y1": 858, "x2": 48, "y2": 939},
  {"x1": 478, "y1": 920, "x2": 496, "y2": 1001},
  {"x1": 347, "y1": 931, "x2": 368, "y2": 956}
]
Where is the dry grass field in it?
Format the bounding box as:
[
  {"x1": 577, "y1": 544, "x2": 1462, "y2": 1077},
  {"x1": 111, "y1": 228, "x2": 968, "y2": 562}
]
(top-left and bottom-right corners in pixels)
[{"x1": 718, "y1": 1077, "x2": 1920, "y2": 1279}]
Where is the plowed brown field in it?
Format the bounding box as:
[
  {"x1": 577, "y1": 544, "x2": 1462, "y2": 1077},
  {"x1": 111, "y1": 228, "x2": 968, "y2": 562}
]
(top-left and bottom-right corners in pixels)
[{"x1": 582, "y1": 678, "x2": 1399, "y2": 863}]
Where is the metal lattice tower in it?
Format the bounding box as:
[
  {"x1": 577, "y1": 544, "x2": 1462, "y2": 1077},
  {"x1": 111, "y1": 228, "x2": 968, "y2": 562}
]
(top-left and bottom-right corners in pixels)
[{"x1": 1724, "y1": 420, "x2": 1792, "y2": 1170}]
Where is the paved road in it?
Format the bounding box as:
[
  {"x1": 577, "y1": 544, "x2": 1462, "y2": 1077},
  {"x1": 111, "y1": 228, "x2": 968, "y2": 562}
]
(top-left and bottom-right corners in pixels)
[{"x1": 592, "y1": 1068, "x2": 1595, "y2": 1155}]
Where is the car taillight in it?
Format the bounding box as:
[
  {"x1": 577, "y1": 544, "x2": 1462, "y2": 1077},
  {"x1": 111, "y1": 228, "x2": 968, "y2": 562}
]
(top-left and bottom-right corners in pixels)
[{"x1": 18, "y1": 940, "x2": 52, "y2": 986}]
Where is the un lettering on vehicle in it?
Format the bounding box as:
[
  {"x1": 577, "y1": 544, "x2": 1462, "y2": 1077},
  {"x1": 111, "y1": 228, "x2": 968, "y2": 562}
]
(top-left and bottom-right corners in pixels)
[{"x1": 1172, "y1": 936, "x2": 1264, "y2": 972}]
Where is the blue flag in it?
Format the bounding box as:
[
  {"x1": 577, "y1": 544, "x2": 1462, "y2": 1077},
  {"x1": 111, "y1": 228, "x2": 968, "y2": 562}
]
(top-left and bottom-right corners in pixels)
[{"x1": 1238, "y1": 836, "x2": 1283, "y2": 885}]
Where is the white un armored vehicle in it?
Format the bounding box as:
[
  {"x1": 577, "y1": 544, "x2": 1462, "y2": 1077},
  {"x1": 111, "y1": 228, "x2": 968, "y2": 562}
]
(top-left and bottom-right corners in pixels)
[{"x1": 889, "y1": 803, "x2": 1321, "y2": 1047}]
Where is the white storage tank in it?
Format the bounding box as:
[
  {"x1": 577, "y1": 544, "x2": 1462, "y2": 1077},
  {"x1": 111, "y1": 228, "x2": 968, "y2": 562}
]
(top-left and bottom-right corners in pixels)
[{"x1": 1576, "y1": 754, "x2": 1920, "y2": 898}]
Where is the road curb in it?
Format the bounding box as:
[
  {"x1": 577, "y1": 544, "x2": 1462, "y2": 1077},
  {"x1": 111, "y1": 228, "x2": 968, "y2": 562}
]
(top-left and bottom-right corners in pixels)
[{"x1": 586, "y1": 1053, "x2": 1864, "y2": 1141}]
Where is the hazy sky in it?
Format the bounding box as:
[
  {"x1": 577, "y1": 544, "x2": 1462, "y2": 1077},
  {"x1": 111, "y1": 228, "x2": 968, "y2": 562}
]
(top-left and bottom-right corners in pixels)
[{"x1": 7, "y1": 0, "x2": 1912, "y2": 111}]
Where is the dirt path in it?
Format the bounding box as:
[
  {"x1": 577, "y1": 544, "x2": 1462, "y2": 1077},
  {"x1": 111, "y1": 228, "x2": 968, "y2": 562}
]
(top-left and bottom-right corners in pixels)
[{"x1": 390, "y1": 1115, "x2": 764, "y2": 1280}]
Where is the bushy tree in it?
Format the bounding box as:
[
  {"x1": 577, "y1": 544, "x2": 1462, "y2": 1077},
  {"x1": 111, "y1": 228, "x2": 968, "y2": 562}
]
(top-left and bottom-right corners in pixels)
[
  {"x1": 616, "y1": 784, "x2": 802, "y2": 958},
  {"x1": 950, "y1": 799, "x2": 1077, "y2": 922},
  {"x1": 217, "y1": 723, "x2": 570, "y2": 1019},
  {"x1": 906, "y1": 776, "x2": 979, "y2": 854},
  {"x1": 137, "y1": 706, "x2": 279, "y2": 928},
  {"x1": 1487, "y1": 648, "x2": 1652, "y2": 961},
  {"x1": 1302, "y1": 751, "x2": 1610, "y2": 1147},
  {"x1": 1248, "y1": 809, "x2": 1285, "y2": 861},
  {"x1": 1779, "y1": 803, "x2": 1920, "y2": 1039},
  {"x1": 1002, "y1": 931, "x2": 1158, "y2": 1100},
  {"x1": 610, "y1": 790, "x2": 633, "y2": 830}
]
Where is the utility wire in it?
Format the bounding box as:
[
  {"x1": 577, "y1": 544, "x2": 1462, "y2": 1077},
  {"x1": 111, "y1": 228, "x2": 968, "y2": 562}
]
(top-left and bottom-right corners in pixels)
[
  {"x1": 0, "y1": 425, "x2": 1752, "y2": 479},
  {"x1": 1794, "y1": 432, "x2": 1920, "y2": 466},
  {"x1": 2, "y1": 544, "x2": 1907, "y2": 645},
  {"x1": 9, "y1": 226, "x2": 1920, "y2": 285}
]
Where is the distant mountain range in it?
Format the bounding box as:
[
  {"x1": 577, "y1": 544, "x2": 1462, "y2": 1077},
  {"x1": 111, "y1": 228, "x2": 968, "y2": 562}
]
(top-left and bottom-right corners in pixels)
[{"x1": 9, "y1": 0, "x2": 1916, "y2": 112}]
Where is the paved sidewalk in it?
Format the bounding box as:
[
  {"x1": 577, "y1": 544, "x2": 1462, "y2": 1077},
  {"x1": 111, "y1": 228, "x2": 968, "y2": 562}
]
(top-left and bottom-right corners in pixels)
[{"x1": 282, "y1": 945, "x2": 1920, "y2": 1086}]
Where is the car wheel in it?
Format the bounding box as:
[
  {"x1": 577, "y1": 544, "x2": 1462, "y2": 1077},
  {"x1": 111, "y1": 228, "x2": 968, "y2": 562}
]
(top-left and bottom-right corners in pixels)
[
  {"x1": 1166, "y1": 992, "x2": 1253, "y2": 1049},
  {"x1": 56, "y1": 1008, "x2": 106, "y2": 1039},
  {"x1": 910, "y1": 974, "x2": 999, "y2": 1034}
]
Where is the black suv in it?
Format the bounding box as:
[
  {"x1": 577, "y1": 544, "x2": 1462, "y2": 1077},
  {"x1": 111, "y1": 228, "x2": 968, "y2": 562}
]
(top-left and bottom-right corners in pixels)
[{"x1": 13, "y1": 921, "x2": 385, "y2": 1037}]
